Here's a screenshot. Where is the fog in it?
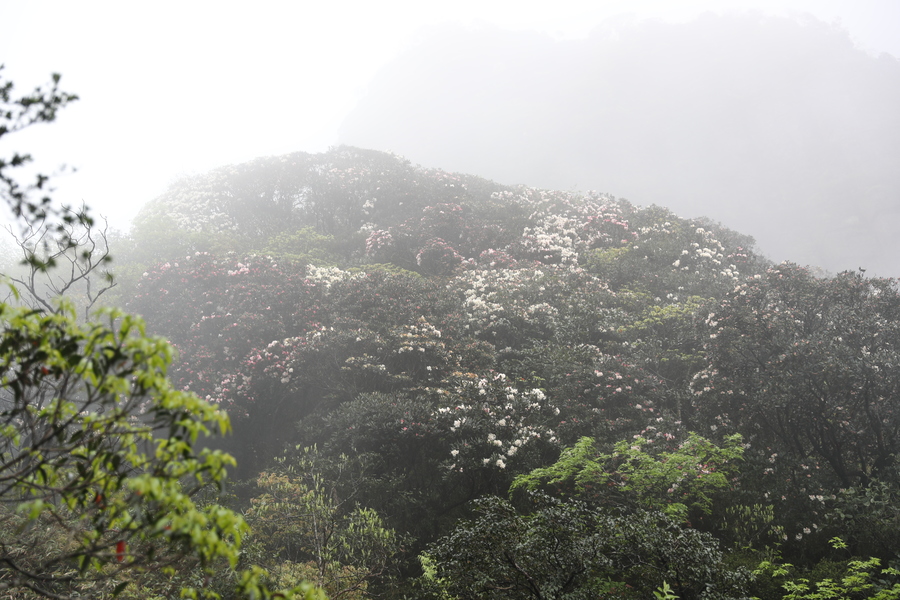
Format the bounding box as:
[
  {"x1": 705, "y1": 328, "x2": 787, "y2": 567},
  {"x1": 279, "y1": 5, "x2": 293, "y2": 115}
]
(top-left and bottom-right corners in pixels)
[
  {"x1": 3, "y1": 3, "x2": 900, "y2": 277},
  {"x1": 339, "y1": 12, "x2": 900, "y2": 277}
]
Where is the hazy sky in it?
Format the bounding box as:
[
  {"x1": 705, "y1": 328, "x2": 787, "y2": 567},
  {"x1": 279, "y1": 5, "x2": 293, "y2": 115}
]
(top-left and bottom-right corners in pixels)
[{"x1": 2, "y1": 0, "x2": 898, "y2": 231}]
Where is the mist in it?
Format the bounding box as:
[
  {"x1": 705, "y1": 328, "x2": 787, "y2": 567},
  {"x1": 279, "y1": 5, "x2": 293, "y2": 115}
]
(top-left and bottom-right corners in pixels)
[{"x1": 339, "y1": 12, "x2": 900, "y2": 277}]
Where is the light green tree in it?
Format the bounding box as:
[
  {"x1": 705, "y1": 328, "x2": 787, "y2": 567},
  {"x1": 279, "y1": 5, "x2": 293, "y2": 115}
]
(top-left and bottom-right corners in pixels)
[
  {"x1": 246, "y1": 448, "x2": 402, "y2": 599},
  {"x1": 755, "y1": 538, "x2": 900, "y2": 600},
  {"x1": 0, "y1": 66, "x2": 322, "y2": 599},
  {"x1": 511, "y1": 433, "x2": 744, "y2": 522}
]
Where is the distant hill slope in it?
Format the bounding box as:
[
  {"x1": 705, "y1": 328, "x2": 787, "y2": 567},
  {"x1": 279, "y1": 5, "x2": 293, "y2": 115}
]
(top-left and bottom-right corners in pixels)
[
  {"x1": 128, "y1": 143, "x2": 773, "y2": 482},
  {"x1": 129, "y1": 145, "x2": 765, "y2": 287},
  {"x1": 338, "y1": 13, "x2": 900, "y2": 278},
  {"x1": 126, "y1": 144, "x2": 900, "y2": 597}
]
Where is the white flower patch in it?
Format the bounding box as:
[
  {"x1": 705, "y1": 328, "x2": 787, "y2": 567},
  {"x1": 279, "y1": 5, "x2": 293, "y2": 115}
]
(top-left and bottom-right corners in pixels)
[
  {"x1": 305, "y1": 265, "x2": 364, "y2": 290},
  {"x1": 431, "y1": 371, "x2": 563, "y2": 471}
]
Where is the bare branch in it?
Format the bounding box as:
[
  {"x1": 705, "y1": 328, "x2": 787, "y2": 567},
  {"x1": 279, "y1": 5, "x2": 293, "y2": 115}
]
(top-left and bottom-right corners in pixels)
[{"x1": 5, "y1": 206, "x2": 116, "y2": 318}]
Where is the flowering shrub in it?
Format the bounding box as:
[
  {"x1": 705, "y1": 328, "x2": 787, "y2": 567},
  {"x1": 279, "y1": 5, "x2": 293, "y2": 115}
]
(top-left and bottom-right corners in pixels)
[
  {"x1": 693, "y1": 264, "x2": 900, "y2": 490},
  {"x1": 431, "y1": 371, "x2": 562, "y2": 473},
  {"x1": 122, "y1": 145, "x2": 900, "y2": 594},
  {"x1": 130, "y1": 253, "x2": 325, "y2": 408},
  {"x1": 415, "y1": 237, "x2": 463, "y2": 276},
  {"x1": 498, "y1": 188, "x2": 637, "y2": 266}
]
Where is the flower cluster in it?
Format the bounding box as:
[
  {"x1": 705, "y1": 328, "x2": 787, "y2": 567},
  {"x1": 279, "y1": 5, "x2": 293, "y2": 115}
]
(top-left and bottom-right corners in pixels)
[
  {"x1": 432, "y1": 372, "x2": 562, "y2": 471},
  {"x1": 415, "y1": 238, "x2": 464, "y2": 276},
  {"x1": 305, "y1": 264, "x2": 364, "y2": 290},
  {"x1": 364, "y1": 229, "x2": 394, "y2": 256}
]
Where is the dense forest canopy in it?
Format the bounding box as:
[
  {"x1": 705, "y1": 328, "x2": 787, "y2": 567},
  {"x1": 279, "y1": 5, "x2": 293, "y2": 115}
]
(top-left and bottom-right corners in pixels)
[{"x1": 96, "y1": 145, "x2": 900, "y2": 598}]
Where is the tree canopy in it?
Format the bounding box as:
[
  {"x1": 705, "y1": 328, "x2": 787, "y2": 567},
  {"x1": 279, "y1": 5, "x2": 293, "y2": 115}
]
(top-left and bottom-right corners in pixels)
[{"x1": 118, "y1": 140, "x2": 900, "y2": 599}]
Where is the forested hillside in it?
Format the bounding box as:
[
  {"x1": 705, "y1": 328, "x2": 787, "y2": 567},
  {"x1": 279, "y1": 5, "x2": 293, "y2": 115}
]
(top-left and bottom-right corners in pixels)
[{"x1": 110, "y1": 146, "x2": 900, "y2": 598}]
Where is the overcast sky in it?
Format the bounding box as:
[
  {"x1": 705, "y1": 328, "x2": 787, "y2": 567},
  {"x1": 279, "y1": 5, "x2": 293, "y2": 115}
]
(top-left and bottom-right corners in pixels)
[{"x1": 2, "y1": 0, "x2": 899, "y2": 231}]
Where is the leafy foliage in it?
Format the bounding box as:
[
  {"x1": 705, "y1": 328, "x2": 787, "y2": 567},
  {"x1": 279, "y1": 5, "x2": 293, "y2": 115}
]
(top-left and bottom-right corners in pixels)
[
  {"x1": 0, "y1": 281, "x2": 325, "y2": 599},
  {"x1": 421, "y1": 492, "x2": 750, "y2": 599},
  {"x1": 245, "y1": 448, "x2": 402, "y2": 598},
  {"x1": 756, "y1": 538, "x2": 900, "y2": 600},
  {"x1": 117, "y1": 135, "x2": 900, "y2": 599},
  {"x1": 511, "y1": 433, "x2": 744, "y2": 522},
  {"x1": 0, "y1": 67, "x2": 321, "y2": 599},
  {"x1": 694, "y1": 264, "x2": 900, "y2": 488}
]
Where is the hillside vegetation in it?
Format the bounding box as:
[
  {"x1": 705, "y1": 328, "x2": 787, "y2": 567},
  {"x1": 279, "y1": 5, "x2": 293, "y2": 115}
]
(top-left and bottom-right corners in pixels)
[{"x1": 109, "y1": 146, "x2": 900, "y2": 598}]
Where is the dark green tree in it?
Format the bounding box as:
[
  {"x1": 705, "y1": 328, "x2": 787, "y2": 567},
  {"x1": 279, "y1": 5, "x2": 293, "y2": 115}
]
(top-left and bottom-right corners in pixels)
[
  {"x1": 693, "y1": 264, "x2": 900, "y2": 489},
  {"x1": 421, "y1": 493, "x2": 750, "y2": 599}
]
